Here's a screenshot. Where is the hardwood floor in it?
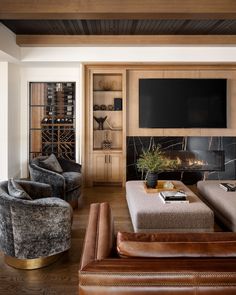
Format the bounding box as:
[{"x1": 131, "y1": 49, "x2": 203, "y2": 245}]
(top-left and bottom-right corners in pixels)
[{"x1": 0, "y1": 186, "x2": 132, "y2": 295}]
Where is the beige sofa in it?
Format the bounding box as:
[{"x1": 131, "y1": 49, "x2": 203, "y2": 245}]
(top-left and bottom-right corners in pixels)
[{"x1": 197, "y1": 180, "x2": 236, "y2": 231}]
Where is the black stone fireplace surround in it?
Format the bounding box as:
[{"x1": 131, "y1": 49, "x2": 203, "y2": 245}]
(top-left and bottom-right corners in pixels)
[{"x1": 127, "y1": 136, "x2": 236, "y2": 184}]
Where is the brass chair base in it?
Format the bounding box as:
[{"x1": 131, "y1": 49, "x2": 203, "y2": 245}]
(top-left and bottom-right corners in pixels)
[{"x1": 4, "y1": 252, "x2": 63, "y2": 270}]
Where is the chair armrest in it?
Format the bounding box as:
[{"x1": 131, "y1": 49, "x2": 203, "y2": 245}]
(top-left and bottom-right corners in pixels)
[
  {"x1": 80, "y1": 202, "x2": 114, "y2": 270},
  {"x1": 16, "y1": 180, "x2": 52, "y2": 199},
  {"x1": 29, "y1": 164, "x2": 65, "y2": 198},
  {"x1": 58, "y1": 158, "x2": 82, "y2": 173}
]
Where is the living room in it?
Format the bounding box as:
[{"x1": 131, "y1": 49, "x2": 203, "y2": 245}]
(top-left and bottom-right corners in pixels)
[{"x1": 1, "y1": 1, "x2": 236, "y2": 294}]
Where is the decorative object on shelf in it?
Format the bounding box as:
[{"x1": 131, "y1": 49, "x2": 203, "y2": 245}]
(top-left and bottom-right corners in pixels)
[
  {"x1": 106, "y1": 119, "x2": 122, "y2": 131},
  {"x1": 98, "y1": 80, "x2": 116, "y2": 91},
  {"x1": 114, "y1": 98, "x2": 122, "y2": 110},
  {"x1": 108, "y1": 104, "x2": 114, "y2": 111},
  {"x1": 94, "y1": 116, "x2": 107, "y2": 130},
  {"x1": 137, "y1": 144, "x2": 178, "y2": 188},
  {"x1": 93, "y1": 104, "x2": 100, "y2": 111},
  {"x1": 102, "y1": 131, "x2": 112, "y2": 149},
  {"x1": 100, "y1": 104, "x2": 107, "y2": 110}
]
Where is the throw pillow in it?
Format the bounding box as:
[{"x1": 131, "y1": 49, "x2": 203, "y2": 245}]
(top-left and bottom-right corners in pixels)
[
  {"x1": 39, "y1": 154, "x2": 63, "y2": 173},
  {"x1": 8, "y1": 179, "x2": 32, "y2": 200}
]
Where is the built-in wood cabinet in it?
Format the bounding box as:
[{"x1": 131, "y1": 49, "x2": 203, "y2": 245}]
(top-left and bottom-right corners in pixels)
[
  {"x1": 84, "y1": 66, "x2": 126, "y2": 186},
  {"x1": 92, "y1": 152, "x2": 123, "y2": 183}
]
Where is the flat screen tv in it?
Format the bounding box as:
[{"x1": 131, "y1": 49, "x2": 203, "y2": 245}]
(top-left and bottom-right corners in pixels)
[{"x1": 139, "y1": 79, "x2": 227, "y2": 128}]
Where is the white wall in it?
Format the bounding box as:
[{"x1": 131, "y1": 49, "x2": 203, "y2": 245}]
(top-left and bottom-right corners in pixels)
[
  {"x1": 8, "y1": 63, "x2": 21, "y2": 178},
  {"x1": 0, "y1": 62, "x2": 8, "y2": 180},
  {"x1": 20, "y1": 63, "x2": 81, "y2": 178},
  {"x1": 0, "y1": 62, "x2": 21, "y2": 181},
  {"x1": 21, "y1": 46, "x2": 236, "y2": 63},
  {"x1": 0, "y1": 24, "x2": 20, "y2": 62}
]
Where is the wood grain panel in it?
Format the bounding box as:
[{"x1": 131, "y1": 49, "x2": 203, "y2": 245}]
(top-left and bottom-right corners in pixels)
[
  {"x1": 31, "y1": 107, "x2": 44, "y2": 129},
  {"x1": 127, "y1": 70, "x2": 164, "y2": 137},
  {"x1": 199, "y1": 70, "x2": 236, "y2": 79},
  {"x1": 127, "y1": 67, "x2": 236, "y2": 137},
  {"x1": 163, "y1": 70, "x2": 199, "y2": 78},
  {"x1": 16, "y1": 35, "x2": 236, "y2": 46},
  {"x1": 30, "y1": 83, "x2": 45, "y2": 105},
  {"x1": 1, "y1": 0, "x2": 236, "y2": 19},
  {"x1": 30, "y1": 130, "x2": 41, "y2": 152}
]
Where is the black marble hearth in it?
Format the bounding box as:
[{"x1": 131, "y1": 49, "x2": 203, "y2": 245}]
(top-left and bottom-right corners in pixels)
[{"x1": 126, "y1": 136, "x2": 236, "y2": 184}]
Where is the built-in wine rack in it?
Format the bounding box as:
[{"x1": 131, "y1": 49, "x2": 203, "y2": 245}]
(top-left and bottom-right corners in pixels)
[{"x1": 29, "y1": 82, "x2": 76, "y2": 161}]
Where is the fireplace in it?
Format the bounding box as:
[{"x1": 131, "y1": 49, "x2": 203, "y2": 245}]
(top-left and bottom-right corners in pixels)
[
  {"x1": 165, "y1": 150, "x2": 225, "y2": 172},
  {"x1": 126, "y1": 136, "x2": 234, "y2": 184}
]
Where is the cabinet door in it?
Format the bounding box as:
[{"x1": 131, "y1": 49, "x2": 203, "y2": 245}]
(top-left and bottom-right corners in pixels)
[
  {"x1": 107, "y1": 154, "x2": 123, "y2": 182},
  {"x1": 93, "y1": 154, "x2": 107, "y2": 182}
]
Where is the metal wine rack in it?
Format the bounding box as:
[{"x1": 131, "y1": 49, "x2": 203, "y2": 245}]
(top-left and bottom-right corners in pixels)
[{"x1": 29, "y1": 82, "x2": 76, "y2": 161}]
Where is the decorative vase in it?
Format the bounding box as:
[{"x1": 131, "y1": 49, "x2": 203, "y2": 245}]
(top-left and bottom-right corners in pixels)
[
  {"x1": 146, "y1": 172, "x2": 158, "y2": 188},
  {"x1": 93, "y1": 116, "x2": 107, "y2": 130}
]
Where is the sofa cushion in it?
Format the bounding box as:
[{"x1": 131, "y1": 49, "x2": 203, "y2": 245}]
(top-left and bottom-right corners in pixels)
[
  {"x1": 197, "y1": 180, "x2": 236, "y2": 232},
  {"x1": 8, "y1": 179, "x2": 32, "y2": 200},
  {"x1": 39, "y1": 154, "x2": 63, "y2": 173},
  {"x1": 62, "y1": 172, "x2": 82, "y2": 192},
  {"x1": 117, "y1": 232, "x2": 236, "y2": 258}
]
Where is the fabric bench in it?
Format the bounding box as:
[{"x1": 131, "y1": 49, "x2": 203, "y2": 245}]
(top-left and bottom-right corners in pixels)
[
  {"x1": 126, "y1": 180, "x2": 214, "y2": 232},
  {"x1": 197, "y1": 180, "x2": 236, "y2": 231}
]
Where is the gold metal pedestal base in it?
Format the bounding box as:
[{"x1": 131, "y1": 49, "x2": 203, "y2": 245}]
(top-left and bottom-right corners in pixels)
[{"x1": 4, "y1": 252, "x2": 63, "y2": 270}]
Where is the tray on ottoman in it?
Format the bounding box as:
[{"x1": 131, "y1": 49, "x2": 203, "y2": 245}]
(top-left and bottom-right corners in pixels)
[{"x1": 144, "y1": 180, "x2": 176, "y2": 193}]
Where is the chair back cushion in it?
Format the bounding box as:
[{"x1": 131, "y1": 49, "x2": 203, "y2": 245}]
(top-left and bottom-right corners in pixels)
[
  {"x1": 39, "y1": 154, "x2": 63, "y2": 173},
  {"x1": 8, "y1": 179, "x2": 32, "y2": 200}
]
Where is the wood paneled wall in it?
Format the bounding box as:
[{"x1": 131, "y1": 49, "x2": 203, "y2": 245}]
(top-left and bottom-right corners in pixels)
[{"x1": 127, "y1": 68, "x2": 236, "y2": 136}]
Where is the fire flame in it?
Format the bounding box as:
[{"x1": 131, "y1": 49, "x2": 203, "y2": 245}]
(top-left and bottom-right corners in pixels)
[{"x1": 176, "y1": 157, "x2": 206, "y2": 167}]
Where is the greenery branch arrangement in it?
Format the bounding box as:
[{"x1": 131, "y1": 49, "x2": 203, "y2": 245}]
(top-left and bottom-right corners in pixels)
[{"x1": 137, "y1": 145, "x2": 178, "y2": 178}]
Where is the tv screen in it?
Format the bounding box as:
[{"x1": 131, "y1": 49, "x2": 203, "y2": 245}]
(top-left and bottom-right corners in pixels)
[{"x1": 139, "y1": 79, "x2": 227, "y2": 128}]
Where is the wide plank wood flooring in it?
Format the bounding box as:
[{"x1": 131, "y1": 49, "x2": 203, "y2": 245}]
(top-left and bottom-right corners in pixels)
[{"x1": 0, "y1": 186, "x2": 132, "y2": 295}]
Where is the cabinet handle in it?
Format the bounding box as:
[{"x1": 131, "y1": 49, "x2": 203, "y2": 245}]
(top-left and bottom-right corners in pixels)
[{"x1": 109, "y1": 155, "x2": 111, "y2": 163}]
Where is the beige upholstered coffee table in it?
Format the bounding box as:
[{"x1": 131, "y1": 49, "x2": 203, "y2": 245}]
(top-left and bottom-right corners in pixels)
[{"x1": 126, "y1": 180, "x2": 214, "y2": 232}]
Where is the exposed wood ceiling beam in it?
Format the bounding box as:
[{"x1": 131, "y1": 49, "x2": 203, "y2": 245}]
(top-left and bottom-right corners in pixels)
[
  {"x1": 1, "y1": 0, "x2": 236, "y2": 19},
  {"x1": 16, "y1": 35, "x2": 236, "y2": 46}
]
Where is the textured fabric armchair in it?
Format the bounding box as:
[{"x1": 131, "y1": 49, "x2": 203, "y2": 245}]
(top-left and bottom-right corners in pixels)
[
  {"x1": 29, "y1": 155, "x2": 82, "y2": 208},
  {"x1": 0, "y1": 180, "x2": 72, "y2": 269}
]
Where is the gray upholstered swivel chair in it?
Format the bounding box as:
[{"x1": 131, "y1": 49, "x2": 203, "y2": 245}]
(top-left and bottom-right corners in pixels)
[
  {"x1": 29, "y1": 155, "x2": 82, "y2": 208},
  {"x1": 0, "y1": 180, "x2": 72, "y2": 269}
]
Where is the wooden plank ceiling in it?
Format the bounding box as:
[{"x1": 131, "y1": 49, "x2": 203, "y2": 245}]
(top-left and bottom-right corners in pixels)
[
  {"x1": 2, "y1": 19, "x2": 236, "y2": 35},
  {"x1": 1, "y1": 0, "x2": 236, "y2": 45}
]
